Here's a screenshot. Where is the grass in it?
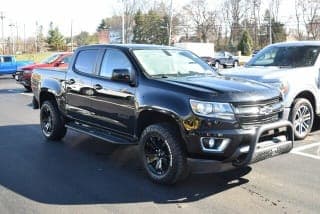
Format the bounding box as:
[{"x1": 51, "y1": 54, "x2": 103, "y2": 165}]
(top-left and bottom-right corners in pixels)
[{"x1": 15, "y1": 52, "x2": 53, "y2": 63}]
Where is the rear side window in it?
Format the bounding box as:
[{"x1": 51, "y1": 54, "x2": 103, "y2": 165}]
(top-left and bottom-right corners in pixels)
[
  {"x1": 100, "y1": 49, "x2": 133, "y2": 79},
  {"x1": 3, "y1": 56, "x2": 12, "y2": 62},
  {"x1": 74, "y1": 50, "x2": 99, "y2": 74}
]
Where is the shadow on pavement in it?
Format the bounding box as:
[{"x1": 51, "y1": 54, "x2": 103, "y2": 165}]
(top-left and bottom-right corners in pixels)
[{"x1": 0, "y1": 124, "x2": 251, "y2": 205}]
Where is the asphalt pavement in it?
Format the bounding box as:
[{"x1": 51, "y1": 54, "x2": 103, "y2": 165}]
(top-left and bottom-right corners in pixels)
[{"x1": 0, "y1": 75, "x2": 319, "y2": 214}]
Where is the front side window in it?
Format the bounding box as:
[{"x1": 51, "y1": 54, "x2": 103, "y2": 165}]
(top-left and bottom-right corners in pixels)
[
  {"x1": 74, "y1": 50, "x2": 99, "y2": 74},
  {"x1": 100, "y1": 49, "x2": 133, "y2": 79},
  {"x1": 247, "y1": 45, "x2": 320, "y2": 67},
  {"x1": 3, "y1": 56, "x2": 12, "y2": 62},
  {"x1": 133, "y1": 49, "x2": 215, "y2": 78}
]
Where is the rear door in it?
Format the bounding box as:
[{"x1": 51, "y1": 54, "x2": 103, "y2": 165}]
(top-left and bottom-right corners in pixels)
[
  {"x1": 65, "y1": 48, "x2": 101, "y2": 123},
  {"x1": 90, "y1": 48, "x2": 137, "y2": 137}
]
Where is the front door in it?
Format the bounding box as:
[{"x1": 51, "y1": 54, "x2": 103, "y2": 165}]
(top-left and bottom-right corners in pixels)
[{"x1": 90, "y1": 48, "x2": 136, "y2": 137}]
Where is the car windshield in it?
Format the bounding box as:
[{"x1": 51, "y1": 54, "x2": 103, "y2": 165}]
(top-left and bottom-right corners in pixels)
[
  {"x1": 41, "y1": 54, "x2": 60, "y2": 64},
  {"x1": 247, "y1": 45, "x2": 320, "y2": 68},
  {"x1": 133, "y1": 49, "x2": 216, "y2": 78}
]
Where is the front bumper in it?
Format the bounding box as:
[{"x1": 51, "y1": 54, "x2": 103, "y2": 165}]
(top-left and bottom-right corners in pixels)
[
  {"x1": 185, "y1": 120, "x2": 294, "y2": 173},
  {"x1": 15, "y1": 71, "x2": 31, "y2": 87}
]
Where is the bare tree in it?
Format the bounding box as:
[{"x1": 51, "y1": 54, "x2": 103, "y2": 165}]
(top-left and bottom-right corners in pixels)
[
  {"x1": 224, "y1": 0, "x2": 245, "y2": 46},
  {"x1": 183, "y1": 0, "x2": 217, "y2": 42},
  {"x1": 294, "y1": 0, "x2": 304, "y2": 40},
  {"x1": 301, "y1": 0, "x2": 320, "y2": 40},
  {"x1": 270, "y1": 0, "x2": 282, "y2": 22}
]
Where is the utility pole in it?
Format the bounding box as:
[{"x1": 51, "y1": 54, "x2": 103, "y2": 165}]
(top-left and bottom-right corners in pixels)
[
  {"x1": 168, "y1": 0, "x2": 173, "y2": 46},
  {"x1": 121, "y1": 0, "x2": 125, "y2": 44},
  {"x1": 8, "y1": 23, "x2": 15, "y2": 54},
  {"x1": 23, "y1": 24, "x2": 26, "y2": 53},
  {"x1": 0, "y1": 12, "x2": 5, "y2": 54},
  {"x1": 269, "y1": 4, "x2": 272, "y2": 44},
  {"x1": 70, "y1": 20, "x2": 73, "y2": 51},
  {"x1": 35, "y1": 22, "x2": 38, "y2": 53}
]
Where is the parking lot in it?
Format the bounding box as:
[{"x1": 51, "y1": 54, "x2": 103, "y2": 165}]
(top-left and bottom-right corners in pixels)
[{"x1": 0, "y1": 75, "x2": 319, "y2": 214}]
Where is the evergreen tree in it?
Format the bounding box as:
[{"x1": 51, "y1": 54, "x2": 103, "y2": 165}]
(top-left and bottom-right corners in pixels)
[
  {"x1": 238, "y1": 30, "x2": 253, "y2": 56},
  {"x1": 47, "y1": 22, "x2": 65, "y2": 51},
  {"x1": 132, "y1": 10, "x2": 146, "y2": 43}
]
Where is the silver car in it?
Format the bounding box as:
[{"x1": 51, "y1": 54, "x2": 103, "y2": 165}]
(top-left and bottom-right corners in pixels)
[{"x1": 222, "y1": 41, "x2": 320, "y2": 140}]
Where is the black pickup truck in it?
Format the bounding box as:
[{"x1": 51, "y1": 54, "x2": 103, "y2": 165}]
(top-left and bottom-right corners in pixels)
[{"x1": 31, "y1": 44, "x2": 293, "y2": 184}]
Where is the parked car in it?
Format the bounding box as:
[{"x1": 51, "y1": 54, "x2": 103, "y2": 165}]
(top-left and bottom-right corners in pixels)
[
  {"x1": 222, "y1": 41, "x2": 320, "y2": 140},
  {"x1": 15, "y1": 52, "x2": 72, "y2": 91},
  {"x1": 31, "y1": 44, "x2": 293, "y2": 184},
  {"x1": 201, "y1": 56, "x2": 215, "y2": 66},
  {"x1": 214, "y1": 51, "x2": 240, "y2": 68},
  {"x1": 0, "y1": 55, "x2": 33, "y2": 76}
]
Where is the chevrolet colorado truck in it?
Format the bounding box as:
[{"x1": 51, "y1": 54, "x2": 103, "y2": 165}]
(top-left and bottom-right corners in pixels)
[
  {"x1": 223, "y1": 41, "x2": 320, "y2": 140},
  {"x1": 31, "y1": 44, "x2": 293, "y2": 184}
]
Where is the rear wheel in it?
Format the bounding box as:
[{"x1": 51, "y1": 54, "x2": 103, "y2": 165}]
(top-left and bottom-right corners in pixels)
[
  {"x1": 139, "y1": 123, "x2": 188, "y2": 184},
  {"x1": 24, "y1": 86, "x2": 32, "y2": 92},
  {"x1": 40, "y1": 101, "x2": 67, "y2": 141},
  {"x1": 290, "y1": 98, "x2": 314, "y2": 140}
]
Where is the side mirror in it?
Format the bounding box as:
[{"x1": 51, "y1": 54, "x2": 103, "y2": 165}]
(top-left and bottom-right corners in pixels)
[
  {"x1": 111, "y1": 69, "x2": 131, "y2": 83},
  {"x1": 54, "y1": 61, "x2": 64, "y2": 67}
]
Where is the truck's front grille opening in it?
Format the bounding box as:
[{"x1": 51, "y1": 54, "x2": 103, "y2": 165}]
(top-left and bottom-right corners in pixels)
[
  {"x1": 258, "y1": 127, "x2": 288, "y2": 143},
  {"x1": 232, "y1": 96, "x2": 283, "y2": 128}
]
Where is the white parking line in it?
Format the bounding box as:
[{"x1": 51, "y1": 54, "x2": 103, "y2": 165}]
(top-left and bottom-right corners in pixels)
[{"x1": 291, "y1": 143, "x2": 320, "y2": 160}]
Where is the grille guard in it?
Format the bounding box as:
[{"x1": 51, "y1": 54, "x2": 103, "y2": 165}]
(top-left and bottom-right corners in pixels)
[{"x1": 232, "y1": 120, "x2": 294, "y2": 167}]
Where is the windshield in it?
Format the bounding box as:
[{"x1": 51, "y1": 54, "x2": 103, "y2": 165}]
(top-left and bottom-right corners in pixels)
[
  {"x1": 41, "y1": 54, "x2": 60, "y2": 64},
  {"x1": 247, "y1": 45, "x2": 320, "y2": 68},
  {"x1": 133, "y1": 49, "x2": 216, "y2": 78}
]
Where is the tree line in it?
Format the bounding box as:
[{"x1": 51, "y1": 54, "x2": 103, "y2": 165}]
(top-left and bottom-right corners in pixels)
[{"x1": 2, "y1": 0, "x2": 319, "y2": 56}]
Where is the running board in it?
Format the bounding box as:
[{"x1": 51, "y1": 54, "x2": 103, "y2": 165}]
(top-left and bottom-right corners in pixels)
[{"x1": 66, "y1": 122, "x2": 136, "y2": 145}]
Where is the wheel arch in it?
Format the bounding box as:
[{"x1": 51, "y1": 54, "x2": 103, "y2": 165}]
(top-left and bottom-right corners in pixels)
[{"x1": 292, "y1": 90, "x2": 316, "y2": 113}]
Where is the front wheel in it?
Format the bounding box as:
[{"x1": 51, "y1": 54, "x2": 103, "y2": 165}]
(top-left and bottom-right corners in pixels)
[
  {"x1": 40, "y1": 101, "x2": 67, "y2": 141},
  {"x1": 139, "y1": 123, "x2": 188, "y2": 184},
  {"x1": 233, "y1": 61, "x2": 239, "y2": 67},
  {"x1": 290, "y1": 98, "x2": 314, "y2": 140}
]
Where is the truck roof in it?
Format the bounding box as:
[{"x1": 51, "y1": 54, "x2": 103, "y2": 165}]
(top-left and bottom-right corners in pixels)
[
  {"x1": 77, "y1": 44, "x2": 181, "y2": 51},
  {"x1": 271, "y1": 41, "x2": 320, "y2": 47}
]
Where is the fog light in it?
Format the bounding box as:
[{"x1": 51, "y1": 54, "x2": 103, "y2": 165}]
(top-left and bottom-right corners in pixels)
[{"x1": 208, "y1": 138, "x2": 215, "y2": 148}]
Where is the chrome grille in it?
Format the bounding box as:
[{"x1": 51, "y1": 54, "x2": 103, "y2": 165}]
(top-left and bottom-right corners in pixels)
[{"x1": 233, "y1": 97, "x2": 283, "y2": 128}]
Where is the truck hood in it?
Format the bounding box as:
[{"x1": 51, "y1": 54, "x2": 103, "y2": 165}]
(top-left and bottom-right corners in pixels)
[
  {"x1": 221, "y1": 66, "x2": 306, "y2": 82},
  {"x1": 162, "y1": 75, "x2": 280, "y2": 103}
]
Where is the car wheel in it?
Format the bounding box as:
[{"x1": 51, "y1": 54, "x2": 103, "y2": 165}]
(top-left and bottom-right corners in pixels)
[
  {"x1": 139, "y1": 123, "x2": 188, "y2": 184},
  {"x1": 290, "y1": 98, "x2": 314, "y2": 140},
  {"x1": 233, "y1": 61, "x2": 239, "y2": 67},
  {"x1": 40, "y1": 101, "x2": 67, "y2": 141},
  {"x1": 24, "y1": 86, "x2": 32, "y2": 92},
  {"x1": 215, "y1": 61, "x2": 220, "y2": 69}
]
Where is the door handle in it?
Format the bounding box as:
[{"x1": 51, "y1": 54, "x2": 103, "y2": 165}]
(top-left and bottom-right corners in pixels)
[
  {"x1": 67, "y1": 79, "x2": 75, "y2": 85},
  {"x1": 93, "y1": 84, "x2": 103, "y2": 90}
]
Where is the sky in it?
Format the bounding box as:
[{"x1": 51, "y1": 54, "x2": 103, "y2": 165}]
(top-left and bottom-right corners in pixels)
[{"x1": 0, "y1": 0, "x2": 295, "y2": 39}]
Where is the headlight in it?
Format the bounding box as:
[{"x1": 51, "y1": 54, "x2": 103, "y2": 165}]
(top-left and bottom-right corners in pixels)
[
  {"x1": 269, "y1": 81, "x2": 289, "y2": 95},
  {"x1": 190, "y1": 99, "x2": 235, "y2": 120},
  {"x1": 23, "y1": 69, "x2": 33, "y2": 74}
]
